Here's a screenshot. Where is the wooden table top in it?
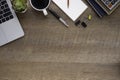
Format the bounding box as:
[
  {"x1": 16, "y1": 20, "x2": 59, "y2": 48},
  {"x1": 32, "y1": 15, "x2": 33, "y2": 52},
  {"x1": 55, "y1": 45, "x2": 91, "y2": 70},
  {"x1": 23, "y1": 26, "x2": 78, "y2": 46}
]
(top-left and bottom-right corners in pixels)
[
  {"x1": 0, "y1": 0, "x2": 120, "y2": 63},
  {"x1": 0, "y1": 1, "x2": 120, "y2": 63},
  {"x1": 0, "y1": 1, "x2": 120, "y2": 80}
]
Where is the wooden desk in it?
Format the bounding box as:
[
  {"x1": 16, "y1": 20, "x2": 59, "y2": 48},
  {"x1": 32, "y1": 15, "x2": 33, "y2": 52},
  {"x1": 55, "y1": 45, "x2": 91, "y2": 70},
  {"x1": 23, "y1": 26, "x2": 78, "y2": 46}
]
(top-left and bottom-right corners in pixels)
[{"x1": 0, "y1": 2, "x2": 120, "y2": 80}]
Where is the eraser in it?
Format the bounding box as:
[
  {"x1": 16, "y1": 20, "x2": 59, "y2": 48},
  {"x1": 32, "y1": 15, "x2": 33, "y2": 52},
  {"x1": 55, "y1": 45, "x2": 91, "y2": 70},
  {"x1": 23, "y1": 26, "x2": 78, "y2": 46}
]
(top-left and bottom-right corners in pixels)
[
  {"x1": 75, "y1": 20, "x2": 81, "y2": 26},
  {"x1": 81, "y1": 22, "x2": 87, "y2": 28}
]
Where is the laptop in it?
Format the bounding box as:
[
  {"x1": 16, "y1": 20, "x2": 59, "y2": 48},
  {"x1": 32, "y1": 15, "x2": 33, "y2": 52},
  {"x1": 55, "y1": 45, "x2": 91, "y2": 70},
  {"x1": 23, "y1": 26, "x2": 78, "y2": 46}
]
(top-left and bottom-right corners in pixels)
[{"x1": 0, "y1": 0, "x2": 24, "y2": 46}]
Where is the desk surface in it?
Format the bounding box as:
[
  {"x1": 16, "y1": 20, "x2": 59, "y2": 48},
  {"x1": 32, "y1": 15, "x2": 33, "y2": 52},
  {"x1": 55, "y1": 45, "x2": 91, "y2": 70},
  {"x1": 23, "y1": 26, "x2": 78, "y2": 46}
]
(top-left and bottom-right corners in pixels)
[{"x1": 0, "y1": 2, "x2": 120, "y2": 80}]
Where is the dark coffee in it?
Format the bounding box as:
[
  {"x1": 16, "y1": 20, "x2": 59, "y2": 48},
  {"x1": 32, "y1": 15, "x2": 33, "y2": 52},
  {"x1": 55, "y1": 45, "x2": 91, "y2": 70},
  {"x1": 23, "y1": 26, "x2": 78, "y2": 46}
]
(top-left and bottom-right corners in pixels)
[{"x1": 31, "y1": 0, "x2": 49, "y2": 9}]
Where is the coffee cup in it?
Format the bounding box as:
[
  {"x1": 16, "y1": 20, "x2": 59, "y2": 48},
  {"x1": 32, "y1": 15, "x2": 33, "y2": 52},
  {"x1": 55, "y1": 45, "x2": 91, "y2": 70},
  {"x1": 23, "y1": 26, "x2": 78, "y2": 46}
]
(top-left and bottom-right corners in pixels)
[{"x1": 29, "y1": 0, "x2": 51, "y2": 16}]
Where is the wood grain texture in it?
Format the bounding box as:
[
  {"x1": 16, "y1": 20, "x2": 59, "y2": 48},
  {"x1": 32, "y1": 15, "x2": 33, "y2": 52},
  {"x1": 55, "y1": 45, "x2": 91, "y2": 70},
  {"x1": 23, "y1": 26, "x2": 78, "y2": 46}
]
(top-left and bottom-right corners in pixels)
[{"x1": 0, "y1": 1, "x2": 120, "y2": 80}]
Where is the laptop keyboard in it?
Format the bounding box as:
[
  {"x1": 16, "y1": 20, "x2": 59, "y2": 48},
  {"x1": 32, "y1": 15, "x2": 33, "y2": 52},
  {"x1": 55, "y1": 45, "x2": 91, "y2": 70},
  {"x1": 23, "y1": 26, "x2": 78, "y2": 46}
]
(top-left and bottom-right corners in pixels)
[{"x1": 0, "y1": 0, "x2": 14, "y2": 24}]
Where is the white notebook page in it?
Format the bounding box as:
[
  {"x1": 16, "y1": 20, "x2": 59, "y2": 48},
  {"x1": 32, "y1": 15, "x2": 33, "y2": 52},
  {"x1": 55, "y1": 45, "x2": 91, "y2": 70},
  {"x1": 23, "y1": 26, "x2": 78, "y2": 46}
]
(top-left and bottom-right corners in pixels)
[{"x1": 52, "y1": 0, "x2": 88, "y2": 21}]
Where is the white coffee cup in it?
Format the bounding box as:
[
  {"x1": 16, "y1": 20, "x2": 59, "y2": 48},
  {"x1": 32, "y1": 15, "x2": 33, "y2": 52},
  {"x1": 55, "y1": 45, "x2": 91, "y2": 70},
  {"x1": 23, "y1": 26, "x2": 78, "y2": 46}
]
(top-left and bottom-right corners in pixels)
[{"x1": 29, "y1": 0, "x2": 51, "y2": 16}]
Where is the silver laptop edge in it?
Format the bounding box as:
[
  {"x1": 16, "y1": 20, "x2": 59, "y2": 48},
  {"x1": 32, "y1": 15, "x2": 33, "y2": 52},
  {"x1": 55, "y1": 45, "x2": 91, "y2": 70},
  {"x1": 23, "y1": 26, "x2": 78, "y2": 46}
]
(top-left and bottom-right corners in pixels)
[{"x1": 0, "y1": 0, "x2": 24, "y2": 46}]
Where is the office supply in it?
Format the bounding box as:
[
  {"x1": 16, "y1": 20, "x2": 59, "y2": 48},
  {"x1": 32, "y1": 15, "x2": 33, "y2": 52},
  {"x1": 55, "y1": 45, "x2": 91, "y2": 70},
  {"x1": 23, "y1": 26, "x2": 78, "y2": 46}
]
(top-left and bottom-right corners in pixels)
[
  {"x1": 0, "y1": 0, "x2": 24, "y2": 46},
  {"x1": 101, "y1": 0, "x2": 120, "y2": 10},
  {"x1": 48, "y1": 9, "x2": 69, "y2": 28},
  {"x1": 52, "y1": 0, "x2": 88, "y2": 21},
  {"x1": 95, "y1": 0, "x2": 120, "y2": 15},
  {"x1": 67, "y1": 0, "x2": 69, "y2": 8},
  {"x1": 75, "y1": 20, "x2": 81, "y2": 26},
  {"x1": 88, "y1": 15, "x2": 92, "y2": 20},
  {"x1": 87, "y1": 0, "x2": 107, "y2": 17},
  {"x1": 81, "y1": 22, "x2": 87, "y2": 28},
  {"x1": 75, "y1": 20, "x2": 87, "y2": 28}
]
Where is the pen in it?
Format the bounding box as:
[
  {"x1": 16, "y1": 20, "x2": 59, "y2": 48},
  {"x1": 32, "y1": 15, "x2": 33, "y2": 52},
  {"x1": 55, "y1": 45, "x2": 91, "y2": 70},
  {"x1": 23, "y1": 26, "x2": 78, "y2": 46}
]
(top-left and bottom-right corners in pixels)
[
  {"x1": 67, "y1": 0, "x2": 69, "y2": 8},
  {"x1": 48, "y1": 9, "x2": 69, "y2": 28}
]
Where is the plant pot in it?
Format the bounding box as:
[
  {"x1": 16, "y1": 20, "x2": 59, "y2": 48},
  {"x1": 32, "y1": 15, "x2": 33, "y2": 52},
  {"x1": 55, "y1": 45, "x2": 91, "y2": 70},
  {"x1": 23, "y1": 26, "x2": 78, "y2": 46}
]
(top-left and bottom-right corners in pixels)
[{"x1": 11, "y1": 0, "x2": 28, "y2": 13}]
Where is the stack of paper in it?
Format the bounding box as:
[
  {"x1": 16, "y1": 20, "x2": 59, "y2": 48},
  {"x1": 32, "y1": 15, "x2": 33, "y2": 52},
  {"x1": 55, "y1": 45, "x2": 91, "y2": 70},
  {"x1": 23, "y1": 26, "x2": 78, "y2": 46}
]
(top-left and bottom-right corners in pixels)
[{"x1": 52, "y1": 0, "x2": 88, "y2": 21}]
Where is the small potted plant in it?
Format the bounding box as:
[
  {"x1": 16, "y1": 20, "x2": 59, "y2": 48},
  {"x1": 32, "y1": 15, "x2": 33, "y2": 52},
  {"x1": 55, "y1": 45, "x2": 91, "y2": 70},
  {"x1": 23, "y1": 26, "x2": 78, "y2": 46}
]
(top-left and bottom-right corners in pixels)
[{"x1": 11, "y1": 0, "x2": 28, "y2": 13}]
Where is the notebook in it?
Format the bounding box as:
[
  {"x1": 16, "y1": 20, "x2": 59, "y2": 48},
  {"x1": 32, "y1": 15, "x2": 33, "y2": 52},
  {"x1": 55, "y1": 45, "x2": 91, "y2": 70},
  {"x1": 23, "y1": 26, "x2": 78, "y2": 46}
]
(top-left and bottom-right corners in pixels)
[
  {"x1": 52, "y1": 0, "x2": 88, "y2": 21},
  {"x1": 95, "y1": 0, "x2": 120, "y2": 15},
  {"x1": 87, "y1": 0, "x2": 107, "y2": 17}
]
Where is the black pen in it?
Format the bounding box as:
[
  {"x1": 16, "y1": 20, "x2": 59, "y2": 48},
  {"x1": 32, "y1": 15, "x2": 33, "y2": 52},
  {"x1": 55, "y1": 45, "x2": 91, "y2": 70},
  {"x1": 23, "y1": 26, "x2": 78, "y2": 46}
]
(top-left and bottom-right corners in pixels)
[{"x1": 48, "y1": 9, "x2": 69, "y2": 28}]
